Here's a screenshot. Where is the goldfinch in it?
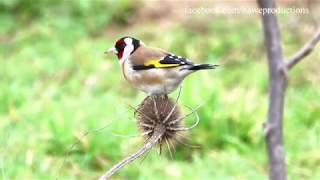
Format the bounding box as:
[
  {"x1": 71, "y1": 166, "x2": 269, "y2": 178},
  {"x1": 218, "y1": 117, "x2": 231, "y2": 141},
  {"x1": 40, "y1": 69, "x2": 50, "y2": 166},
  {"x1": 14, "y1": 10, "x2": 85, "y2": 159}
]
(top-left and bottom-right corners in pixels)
[{"x1": 106, "y1": 36, "x2": 218, "y2": 95}]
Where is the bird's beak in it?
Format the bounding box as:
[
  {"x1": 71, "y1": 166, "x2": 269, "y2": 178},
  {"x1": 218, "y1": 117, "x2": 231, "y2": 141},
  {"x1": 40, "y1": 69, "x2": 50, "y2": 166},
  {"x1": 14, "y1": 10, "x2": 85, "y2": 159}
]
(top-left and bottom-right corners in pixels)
[{"x1": 105, "y1": 47, "x2": 118, "y2": 54}]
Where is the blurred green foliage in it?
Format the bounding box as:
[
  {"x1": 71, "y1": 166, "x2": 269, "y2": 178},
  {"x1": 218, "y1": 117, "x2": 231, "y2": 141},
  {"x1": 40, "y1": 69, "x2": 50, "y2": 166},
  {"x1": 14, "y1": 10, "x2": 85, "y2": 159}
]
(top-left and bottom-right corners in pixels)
[{"x1": 0, "y1": 0, "x2": 319, "y2": 179}]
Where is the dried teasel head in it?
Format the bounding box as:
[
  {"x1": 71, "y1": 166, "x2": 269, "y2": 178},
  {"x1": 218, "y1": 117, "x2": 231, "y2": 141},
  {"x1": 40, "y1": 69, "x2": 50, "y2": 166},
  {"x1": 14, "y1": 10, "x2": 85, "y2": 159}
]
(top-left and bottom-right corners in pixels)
[
  {"x1": 136, "y1": 95, "x2": 182, "y2": 143},
  {"x1": 99, "y1": 95, "x2": 200, "y2": 179},
  {"x1": 135, "y1": 94, "x2": 201, "y2": 154}
]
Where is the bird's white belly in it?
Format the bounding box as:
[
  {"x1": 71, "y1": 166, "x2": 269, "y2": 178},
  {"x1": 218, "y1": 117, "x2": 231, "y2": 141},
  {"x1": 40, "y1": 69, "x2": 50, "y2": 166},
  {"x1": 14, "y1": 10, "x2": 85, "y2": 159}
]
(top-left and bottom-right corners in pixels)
[
  {"x1": 131, "y1": 69, "x2": 183, "y2": 95},
  {"x1": 122, "y1": 60, "x2": 188, "y2": 95},
  {"x1": 138, "y1": 77, "x2": 182, "y2": 95}
]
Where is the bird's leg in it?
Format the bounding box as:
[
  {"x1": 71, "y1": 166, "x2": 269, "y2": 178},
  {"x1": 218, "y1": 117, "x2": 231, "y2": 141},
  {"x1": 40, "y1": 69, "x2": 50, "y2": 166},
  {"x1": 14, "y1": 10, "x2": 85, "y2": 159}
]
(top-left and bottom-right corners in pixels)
[
  {"x1": 161, "y1": 94, "x2": 168, "y2": 100},
  {"x1": 161, "y1": 86, "x2": 169, "y2": 100}
]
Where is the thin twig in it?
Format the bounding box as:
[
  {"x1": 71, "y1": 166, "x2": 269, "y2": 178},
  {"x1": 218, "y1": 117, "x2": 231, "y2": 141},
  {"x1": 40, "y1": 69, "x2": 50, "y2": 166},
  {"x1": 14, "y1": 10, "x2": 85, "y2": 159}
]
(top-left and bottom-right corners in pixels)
[
  {"x1": 139, "y1": 122, "x2": 155, "y2": 129},
  {"x1": 169, "y1": 103, "x2": 203, "y2": 125},
  {"x1": 165, "y1": 137, "x2": 173, "y2": 160},
  {"x1": 175, "y1": 132, "x2": 194, "y2": 141},
  {"x1": 167, "y1": 105, "x2": 200, "y2": 131},
  {"x1": 165, "y1": 131, "x2": 201, "y2": 148},
  {"x1": 173, "y1": 136, "x2": 201, "y2": 148},
  {"x1": 98, "y1": 124, "x2": 166, "y2": 180},
  {"x1": 163, "y1": 86, "x2": 182, "y2": 124},
  {"x1": 59, "y1": 124, "x2": 110, "y2": 178},
  {"x1": 168, "y1": 138, "x2": 176, "y2": 153},
  {"x1": 110, "y1": 130, "x2": 152, "y2": 138},
  {"x1": 285, "y1": 30, "x2": 320, "y2": 69},
  {"x1": 166, "y1": 132, "x2": 201, "y2": 148}
]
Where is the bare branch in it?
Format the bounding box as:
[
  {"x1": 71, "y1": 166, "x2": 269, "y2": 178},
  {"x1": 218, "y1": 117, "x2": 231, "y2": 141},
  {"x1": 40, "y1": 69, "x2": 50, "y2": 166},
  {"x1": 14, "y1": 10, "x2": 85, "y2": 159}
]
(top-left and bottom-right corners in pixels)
[
  {"x1": 257, "y1": 0, "x2": 288, "y2": 179},
  {"x1": 285, "y1": 30, "x2": 320, "y2": 69}
]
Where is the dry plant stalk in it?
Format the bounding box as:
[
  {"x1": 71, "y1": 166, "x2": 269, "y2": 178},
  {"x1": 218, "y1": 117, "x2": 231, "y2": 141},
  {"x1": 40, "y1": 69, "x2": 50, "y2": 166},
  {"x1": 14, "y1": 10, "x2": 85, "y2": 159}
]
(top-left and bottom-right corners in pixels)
[
  {"x1": 99, "y1": 95, "x2": 200, "y2": 180},
  {"x1": 258, "y1": 0, "x2": 320, "y2": 179}
]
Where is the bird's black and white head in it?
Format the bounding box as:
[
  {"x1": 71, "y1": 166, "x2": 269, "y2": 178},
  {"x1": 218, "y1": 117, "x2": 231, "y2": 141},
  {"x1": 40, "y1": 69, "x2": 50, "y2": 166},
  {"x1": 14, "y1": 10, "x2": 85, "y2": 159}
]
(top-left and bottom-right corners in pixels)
[{"x1": 106, "y1": 37, "x2": 141, "y2": 61}]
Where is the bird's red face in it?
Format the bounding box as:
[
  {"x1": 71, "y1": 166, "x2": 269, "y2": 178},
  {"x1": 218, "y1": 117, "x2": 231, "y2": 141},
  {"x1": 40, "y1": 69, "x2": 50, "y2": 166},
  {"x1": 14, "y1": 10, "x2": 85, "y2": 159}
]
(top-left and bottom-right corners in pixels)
[
  {"x1": 114, "y1": 39, "x2": 126, "y2": 59},
  {"x1": 106, "y1": 37, "x2": 141, "y2": 61}
]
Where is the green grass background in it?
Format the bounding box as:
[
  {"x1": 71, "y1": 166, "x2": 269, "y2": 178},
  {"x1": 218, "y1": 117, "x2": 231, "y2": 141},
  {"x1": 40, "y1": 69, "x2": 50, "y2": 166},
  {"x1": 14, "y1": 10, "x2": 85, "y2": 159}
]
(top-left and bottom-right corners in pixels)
[{"x1": 0, "y1": 0, "x2": 319, "y2": 179}]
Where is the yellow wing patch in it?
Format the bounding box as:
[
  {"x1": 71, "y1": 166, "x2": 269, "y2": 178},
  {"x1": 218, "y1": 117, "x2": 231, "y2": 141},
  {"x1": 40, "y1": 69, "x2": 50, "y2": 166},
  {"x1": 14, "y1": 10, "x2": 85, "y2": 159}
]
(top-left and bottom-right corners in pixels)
[{"x1": 144, "y1": 59, "x2": 179, "y2": 68}]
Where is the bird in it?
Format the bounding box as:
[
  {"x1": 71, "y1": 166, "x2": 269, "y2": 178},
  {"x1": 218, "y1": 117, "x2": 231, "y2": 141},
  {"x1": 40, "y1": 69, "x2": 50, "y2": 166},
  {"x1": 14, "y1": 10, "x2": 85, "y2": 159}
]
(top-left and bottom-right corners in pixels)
[{"x1": 106, "y1": 36, "x2": 218, "y2": 96}]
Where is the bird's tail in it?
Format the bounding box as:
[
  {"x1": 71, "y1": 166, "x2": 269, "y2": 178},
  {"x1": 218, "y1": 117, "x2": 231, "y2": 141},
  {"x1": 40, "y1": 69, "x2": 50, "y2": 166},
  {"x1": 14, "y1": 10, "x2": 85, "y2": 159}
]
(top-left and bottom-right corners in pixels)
[{"x1": 188, "y1": 64, "x2": 219, "y2": 70}]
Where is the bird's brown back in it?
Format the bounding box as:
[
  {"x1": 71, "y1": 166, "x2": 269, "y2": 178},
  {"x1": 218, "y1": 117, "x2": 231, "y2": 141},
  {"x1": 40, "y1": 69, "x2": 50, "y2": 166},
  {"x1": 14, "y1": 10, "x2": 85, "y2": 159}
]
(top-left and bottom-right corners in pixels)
[{"x1": 130, "y1": 46, "x2": 169, "y2": 65}]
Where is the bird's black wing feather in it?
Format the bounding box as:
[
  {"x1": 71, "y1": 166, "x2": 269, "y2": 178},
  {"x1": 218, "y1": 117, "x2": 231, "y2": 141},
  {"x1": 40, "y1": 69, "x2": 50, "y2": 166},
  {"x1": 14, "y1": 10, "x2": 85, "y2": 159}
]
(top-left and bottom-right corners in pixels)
[
  {"x1": 159, "y1": 54, "x2": 193, "y2": 66},
  {"x1": 132, "y1": 54, "x2": 193, "y2": 70}
]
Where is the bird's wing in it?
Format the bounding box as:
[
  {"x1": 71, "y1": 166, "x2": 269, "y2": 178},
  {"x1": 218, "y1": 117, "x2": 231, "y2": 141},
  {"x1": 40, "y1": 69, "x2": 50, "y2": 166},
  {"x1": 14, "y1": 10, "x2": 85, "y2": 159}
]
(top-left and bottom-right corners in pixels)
[{"x1": 131, "y1": 47, "x2": 193, "y2": 70}]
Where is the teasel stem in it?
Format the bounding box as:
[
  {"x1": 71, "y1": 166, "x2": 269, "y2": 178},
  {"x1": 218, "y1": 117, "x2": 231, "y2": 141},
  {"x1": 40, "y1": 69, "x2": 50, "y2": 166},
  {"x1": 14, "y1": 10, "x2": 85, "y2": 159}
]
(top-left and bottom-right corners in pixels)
[{"x1": 98, "y1": 124, "x2": 166, "y2": 180}]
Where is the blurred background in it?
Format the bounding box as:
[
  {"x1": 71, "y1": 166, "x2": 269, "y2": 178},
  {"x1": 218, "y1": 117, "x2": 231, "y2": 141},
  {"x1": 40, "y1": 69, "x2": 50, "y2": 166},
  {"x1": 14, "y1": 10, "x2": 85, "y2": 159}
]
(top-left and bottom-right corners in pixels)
[{"x1": 0, "y1": 0, "x2": 319, "y2": 179}]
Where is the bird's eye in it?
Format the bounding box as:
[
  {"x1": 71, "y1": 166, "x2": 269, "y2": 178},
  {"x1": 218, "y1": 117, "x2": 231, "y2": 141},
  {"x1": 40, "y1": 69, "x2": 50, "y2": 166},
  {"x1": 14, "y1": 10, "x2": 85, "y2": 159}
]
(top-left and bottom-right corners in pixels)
[{"x1": 115, "y1": 40, "x2": 126, "y2": 52}]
